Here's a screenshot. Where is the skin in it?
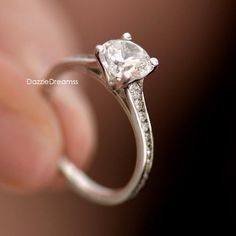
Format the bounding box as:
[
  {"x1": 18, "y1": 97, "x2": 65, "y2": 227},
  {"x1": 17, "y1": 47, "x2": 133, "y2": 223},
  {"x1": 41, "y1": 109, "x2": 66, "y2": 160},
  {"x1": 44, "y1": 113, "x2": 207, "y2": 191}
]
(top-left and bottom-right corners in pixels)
[
  {"x1": 0, "y1": 0, "x2": 96, "y2": 191},
  {"x1": 0, "y1": 0, "x2": 234, "y2": 236}
]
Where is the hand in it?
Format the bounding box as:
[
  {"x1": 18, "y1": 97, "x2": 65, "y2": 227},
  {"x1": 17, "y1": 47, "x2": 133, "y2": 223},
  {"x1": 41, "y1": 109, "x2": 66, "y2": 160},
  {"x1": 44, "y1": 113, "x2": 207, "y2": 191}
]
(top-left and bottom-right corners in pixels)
[{"x1": 0, "y1": 0, "x2": 96, "y2": 191}]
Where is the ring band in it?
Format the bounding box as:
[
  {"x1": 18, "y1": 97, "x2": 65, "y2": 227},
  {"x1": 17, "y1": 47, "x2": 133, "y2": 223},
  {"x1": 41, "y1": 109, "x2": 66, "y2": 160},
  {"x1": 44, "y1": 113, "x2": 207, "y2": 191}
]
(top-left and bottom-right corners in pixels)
[{"x1": 43, "y1": 33, "x2": 159, "y2": 205}]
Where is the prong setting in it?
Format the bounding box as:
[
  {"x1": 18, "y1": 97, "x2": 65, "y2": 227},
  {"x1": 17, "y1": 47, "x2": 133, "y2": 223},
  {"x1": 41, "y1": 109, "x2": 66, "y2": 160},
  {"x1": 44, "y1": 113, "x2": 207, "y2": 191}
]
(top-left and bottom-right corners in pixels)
[
  {"x1": 122, "y1": 32, "x2": 132, "y2": 41},
  {"x1": 96, "y1": 36, "x2": 159, "y2": 90},
  {"x1": 123, "y1": 71, "x2": 132, "y2": 80},
  {"x1": 96, "y1": 45, "x2": 104, "y2": 54},
  {"x1": 150, "y1": 57, "x2": 159, "y2": 67}
]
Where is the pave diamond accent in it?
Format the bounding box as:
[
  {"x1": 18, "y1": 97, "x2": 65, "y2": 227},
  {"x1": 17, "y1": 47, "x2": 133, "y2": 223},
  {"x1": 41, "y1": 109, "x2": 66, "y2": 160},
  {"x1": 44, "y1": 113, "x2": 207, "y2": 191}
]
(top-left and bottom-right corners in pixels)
[
  {"x1": 129, "y1": 81, "x2": 153, "y2": 196},
  {"x1": 97, "y1": 39, "x2": 154, "y2": 87}
]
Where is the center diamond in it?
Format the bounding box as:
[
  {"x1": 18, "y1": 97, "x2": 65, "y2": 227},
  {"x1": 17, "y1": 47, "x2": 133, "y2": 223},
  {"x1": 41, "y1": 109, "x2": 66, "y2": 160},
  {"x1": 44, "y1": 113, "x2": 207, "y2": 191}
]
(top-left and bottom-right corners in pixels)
[{"x1": 97, "y1": 39, "x2": 155, "y2": 87}]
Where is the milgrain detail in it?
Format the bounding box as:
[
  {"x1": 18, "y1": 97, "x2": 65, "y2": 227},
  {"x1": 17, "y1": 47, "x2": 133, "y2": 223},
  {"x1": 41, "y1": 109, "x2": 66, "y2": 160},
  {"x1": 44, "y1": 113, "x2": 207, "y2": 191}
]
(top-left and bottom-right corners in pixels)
[{"x1": 128, "y1": 81, "x2": 154, "y2": 198}]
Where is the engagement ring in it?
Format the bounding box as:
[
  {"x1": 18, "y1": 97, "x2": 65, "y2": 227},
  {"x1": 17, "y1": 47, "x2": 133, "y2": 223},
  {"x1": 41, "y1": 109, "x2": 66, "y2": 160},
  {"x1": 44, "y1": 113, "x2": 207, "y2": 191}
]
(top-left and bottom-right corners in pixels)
[{"x1": 43, "y1": 32, "x2": 159, "y2": 205}]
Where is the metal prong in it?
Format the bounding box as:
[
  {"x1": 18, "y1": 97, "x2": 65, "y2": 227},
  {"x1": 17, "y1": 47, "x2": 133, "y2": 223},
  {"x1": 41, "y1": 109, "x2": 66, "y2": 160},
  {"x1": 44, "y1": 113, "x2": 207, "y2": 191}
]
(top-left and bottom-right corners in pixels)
[
  {"x1": 96, "y1": 45, "x2": 104, "y2": 53},
  {"x1": 123, "y1": 71, "x2": 131, "y2": 80},
  {"x1": 122, "y1": 32, "x2": 132, "y2": 41},
  {"x1": 150, "y1": 57, "x2": 159, "y2": 67}
]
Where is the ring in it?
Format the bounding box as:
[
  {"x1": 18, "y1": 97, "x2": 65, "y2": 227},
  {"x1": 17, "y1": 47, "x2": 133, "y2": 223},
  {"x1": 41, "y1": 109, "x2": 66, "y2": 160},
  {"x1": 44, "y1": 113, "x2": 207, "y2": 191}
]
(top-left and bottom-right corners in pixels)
[{"x1": 43, "y1": 32, "x2": 159, "y2": 205}]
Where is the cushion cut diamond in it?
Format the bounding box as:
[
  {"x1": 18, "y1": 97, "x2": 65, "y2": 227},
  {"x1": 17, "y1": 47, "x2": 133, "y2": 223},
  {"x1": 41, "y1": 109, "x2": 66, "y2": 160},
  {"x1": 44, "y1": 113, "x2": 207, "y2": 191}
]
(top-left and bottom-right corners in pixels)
[{"x1": 97, "y1": 39, "x2": 155, "y2": 87}]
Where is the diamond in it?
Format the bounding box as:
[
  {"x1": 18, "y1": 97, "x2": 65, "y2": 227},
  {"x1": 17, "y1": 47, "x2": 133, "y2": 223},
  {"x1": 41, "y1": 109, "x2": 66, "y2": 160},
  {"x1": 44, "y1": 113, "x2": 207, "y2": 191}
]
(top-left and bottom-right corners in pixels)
[
  {"x1": 142, "y1": 122, "x2": 149, "y2": 132},
  {"x1": 97, "y1": 39, "x2": 154, "y2": 87},
  {"x1": 130, "y1": 84, "x2": 140, "y2": 93},
  {"x1": 146, "y1": 140, "x2": 151, "y2": 147},
  {"x1": 133, "y1": 90, "x2": 141, "y2": 100},
  {"x1": 134, "y1": 99, "x2": 143, "y2": 111},
  {"x1": 147, "y1": 150, "x2": 152, "y2": 158},
  {"x1": 130, "y1": 83, "x2": 142, "y2": 99},
  {"x1": 139, "y1": 111, "x2": 147, "y2": 122},
  {"x1": 145, "y1": 134, "x2": 150, "y2": 142},
  {"x1": 130, "y1": 83, "x2": 141, "y2": 92}
]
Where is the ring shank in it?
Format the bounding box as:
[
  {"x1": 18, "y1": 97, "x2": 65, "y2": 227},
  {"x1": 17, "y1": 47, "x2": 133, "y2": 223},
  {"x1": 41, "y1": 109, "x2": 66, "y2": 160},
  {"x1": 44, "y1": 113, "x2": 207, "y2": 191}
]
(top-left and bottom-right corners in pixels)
[{"x1": 43, "y1": 55, "x2": 153, "y2": 205}]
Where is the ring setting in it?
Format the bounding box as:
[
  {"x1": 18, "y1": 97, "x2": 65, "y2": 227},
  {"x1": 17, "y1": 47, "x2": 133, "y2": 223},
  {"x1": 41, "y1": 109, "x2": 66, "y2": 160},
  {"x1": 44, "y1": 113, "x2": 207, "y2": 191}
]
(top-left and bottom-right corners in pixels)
[
  {"x1": 43, "y1": 32, "x2": 159, "y2": 205},
  {"x1": 96, "y1": 33, "x2": 159, "y2": 89}
]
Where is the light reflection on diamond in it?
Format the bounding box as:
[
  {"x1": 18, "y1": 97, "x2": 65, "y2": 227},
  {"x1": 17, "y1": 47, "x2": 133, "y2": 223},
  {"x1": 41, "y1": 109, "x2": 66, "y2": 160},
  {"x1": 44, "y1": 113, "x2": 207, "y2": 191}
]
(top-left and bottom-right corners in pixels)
[{"x1": 98, "y1": 39, "x2": 154, "y2": 85}]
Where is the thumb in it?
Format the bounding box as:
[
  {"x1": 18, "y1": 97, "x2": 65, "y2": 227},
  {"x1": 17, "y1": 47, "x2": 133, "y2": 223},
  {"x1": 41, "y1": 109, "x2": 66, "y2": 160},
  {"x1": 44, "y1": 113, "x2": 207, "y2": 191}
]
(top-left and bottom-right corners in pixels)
[{"x1": 0, "y1": 1, "x2": 96, "y2": 190}]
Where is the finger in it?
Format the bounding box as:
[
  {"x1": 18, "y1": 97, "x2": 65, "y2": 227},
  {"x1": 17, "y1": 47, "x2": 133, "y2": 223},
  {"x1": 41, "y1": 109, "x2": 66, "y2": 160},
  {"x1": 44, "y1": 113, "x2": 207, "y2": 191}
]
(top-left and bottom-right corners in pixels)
[
  {"x1": 52, "y1": 85, "x2": 97, "y2": 169},
  {"x1": 0, "y1": 55, "x2": 62, "y2": 190},
  {"x1": 0, "y1": 1, "x2": 96, "y2": 190}
]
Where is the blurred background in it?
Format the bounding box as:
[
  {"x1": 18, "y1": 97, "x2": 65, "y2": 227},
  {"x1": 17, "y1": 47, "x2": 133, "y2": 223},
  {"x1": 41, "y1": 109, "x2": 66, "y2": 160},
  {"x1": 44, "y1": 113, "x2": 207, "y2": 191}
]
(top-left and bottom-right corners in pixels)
[{"x1": 0, "y1": 0, "x2": 235, "y2": 235}]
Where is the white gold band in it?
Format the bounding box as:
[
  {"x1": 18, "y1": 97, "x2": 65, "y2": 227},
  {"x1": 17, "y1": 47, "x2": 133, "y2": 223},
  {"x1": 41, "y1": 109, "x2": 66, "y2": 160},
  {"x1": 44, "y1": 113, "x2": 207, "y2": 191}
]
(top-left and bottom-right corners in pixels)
[{"x1": 43, "y1": 34, "x2": 157, "y2": 205}]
